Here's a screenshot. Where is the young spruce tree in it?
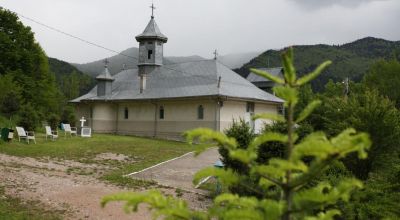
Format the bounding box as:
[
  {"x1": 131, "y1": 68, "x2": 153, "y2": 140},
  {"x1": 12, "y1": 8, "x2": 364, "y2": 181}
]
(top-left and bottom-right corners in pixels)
[{"x1": 101, "y1": 48, "x2": 371, "y2": 220}]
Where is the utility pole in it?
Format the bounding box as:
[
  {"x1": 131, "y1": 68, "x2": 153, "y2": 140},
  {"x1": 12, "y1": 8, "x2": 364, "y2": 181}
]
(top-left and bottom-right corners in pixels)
[
  {"x1": 343, "y1": 77, "x2": 349, "y2": 101},
  {"x1": 213, "y1": 49, "x2": 218, "y2": 60}
]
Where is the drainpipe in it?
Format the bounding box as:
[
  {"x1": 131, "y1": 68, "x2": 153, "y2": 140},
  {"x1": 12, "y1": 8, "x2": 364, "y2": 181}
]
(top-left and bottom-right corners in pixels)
[
  {"x1": 152, "y1": 101, "x2": 158, "y2": 138},
  {"x1": 115, "y1": 103, "x2": 119, "y2": 134},
  {"x1": 90, "y1": 103, "x2": 93, "y2": 130},
  {"x1": 216, "y1": 96, "x2": 228, "y2": 132},
  {"x1": 214, "y1": 99, "x2": 219, "y2": 131}
]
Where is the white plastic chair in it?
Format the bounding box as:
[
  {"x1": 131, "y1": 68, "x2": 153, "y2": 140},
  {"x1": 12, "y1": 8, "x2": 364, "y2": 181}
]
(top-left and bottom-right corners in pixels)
[
  {"x1": 63, "y1": 124, "x2": 77, "y2": 137},
  {"x1": 45, "y1": 126, "x2": 58, "y2": 141},
  {"x1": 15, "y1": 126, "x2": 36, "y2": 144}
]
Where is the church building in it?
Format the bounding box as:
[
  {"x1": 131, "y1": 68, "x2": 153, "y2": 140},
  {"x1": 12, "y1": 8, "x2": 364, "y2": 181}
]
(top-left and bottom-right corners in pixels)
[{"x1": 71, "y1": 7, "x2": 283, "y2": 139}]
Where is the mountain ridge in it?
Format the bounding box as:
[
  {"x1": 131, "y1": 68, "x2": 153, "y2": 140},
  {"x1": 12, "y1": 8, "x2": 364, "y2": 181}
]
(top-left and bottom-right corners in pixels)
[
  {"x1": 234, "y1": 37, "x2": 400, "y2": 91},
  {"x1": 71, "y1": 47, "x2": 206, "y2": 77}
]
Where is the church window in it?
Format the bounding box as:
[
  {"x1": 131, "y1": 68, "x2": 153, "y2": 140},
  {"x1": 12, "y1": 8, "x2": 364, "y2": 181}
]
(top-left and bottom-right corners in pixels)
[
  {"x1": 124, "y1": 107, "x2": 129, "y2": 119},
  {"x1": 148, "y1": 50, "x2": 153, "y2": 59},
  {"x1": 159, "y1": 106, "x2": 164, "y2": 119},
  {"x1": 198, "y1": 105, "x2": 204, "y2": 120}
]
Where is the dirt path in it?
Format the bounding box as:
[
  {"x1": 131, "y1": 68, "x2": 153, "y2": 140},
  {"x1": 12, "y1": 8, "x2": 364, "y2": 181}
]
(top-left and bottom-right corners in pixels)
[
  {"x1": 128, "y1": 148, "x2": 220, "y2": 193},
  {"x1": 0, "y1": 153, "x2": 211, "y2": 219}
]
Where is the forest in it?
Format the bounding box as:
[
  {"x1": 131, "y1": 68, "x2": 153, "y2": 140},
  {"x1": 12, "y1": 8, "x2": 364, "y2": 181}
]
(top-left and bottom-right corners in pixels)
[{"x1": 0, "y1": 8, "x2": 92, "y2": 130}]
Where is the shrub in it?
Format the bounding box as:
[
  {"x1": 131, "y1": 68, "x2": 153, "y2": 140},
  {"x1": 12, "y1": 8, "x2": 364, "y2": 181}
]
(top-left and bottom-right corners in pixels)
[
  {"x1": 47, "y1": 113, "x2": 60, "y2": 130},
  {"x1": 257, "y1": 122, "x2": 313, "y2": 164},
  {"x1": 17, "y1": 104, "x2": 39, "y2": 131},
  {"x1": 219, "y1": 119, "x2": 255, "y2": 174},
  {"x1": 61, "y1": 105, "x2": 76, "y2": 126}
]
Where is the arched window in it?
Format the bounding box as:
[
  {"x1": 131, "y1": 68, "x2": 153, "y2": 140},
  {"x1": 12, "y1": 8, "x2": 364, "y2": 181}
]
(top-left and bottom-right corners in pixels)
[
  {"x1": 197, "y1": 105, "x2": 204, "y2": 120},
  {"x1": 159, "y1": 106, "x2": 164, "y2": 119},
  {"x1": 124, "y1": 107, "x2": 129, "y2": 119}
]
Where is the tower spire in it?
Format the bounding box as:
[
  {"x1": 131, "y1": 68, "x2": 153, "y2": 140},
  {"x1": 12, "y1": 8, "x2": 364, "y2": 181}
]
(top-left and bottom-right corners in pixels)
[{"x1": 150, "y1": 3, "x2": 156, "y2": 19}]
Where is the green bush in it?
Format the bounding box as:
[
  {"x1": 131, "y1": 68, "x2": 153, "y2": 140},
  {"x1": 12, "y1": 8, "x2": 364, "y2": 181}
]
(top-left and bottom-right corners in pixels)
[
  {"x1": 219, "y1": 119, "x2": 255, "y2": 174},
  {"x1": 61, "y1": 105, "x2": 76, "y2": 126},
  {"x1": 257, "y1": 122, "x2": 313, "y2": 164},
  {"x1": 17, "y1": 104, "x2": 39, "y2": 131},
  {"x1": 47, "y1": 113, "x2": 60, "y2": 130}
]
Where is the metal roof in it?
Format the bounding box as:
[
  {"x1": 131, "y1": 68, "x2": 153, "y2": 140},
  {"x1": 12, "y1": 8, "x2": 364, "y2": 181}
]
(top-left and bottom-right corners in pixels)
[
  {"x1": 71, "y1": 60, "x2": 283, "y2": 103},
  {"x1": 135, "y1": 18, "x2": 168, "y2": 42},
  {"x1": 246, "y1": 67, "x2": 283, "y2": 83}
]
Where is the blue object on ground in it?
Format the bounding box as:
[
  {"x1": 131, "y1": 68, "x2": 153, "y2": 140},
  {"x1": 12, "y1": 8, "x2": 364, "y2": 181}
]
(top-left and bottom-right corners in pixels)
[
  {"x1": 214, "y1": 160, "x2": 224, "y2": 168},
  {"x1": 214, "y1": 160, "x2": 224, "y2": 194}
]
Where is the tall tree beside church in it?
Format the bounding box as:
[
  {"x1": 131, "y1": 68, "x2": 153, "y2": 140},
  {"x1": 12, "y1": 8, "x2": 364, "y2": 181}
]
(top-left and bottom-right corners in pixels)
[{"x1": 0, "y1": 7, "x2": 62, "y2": 125}]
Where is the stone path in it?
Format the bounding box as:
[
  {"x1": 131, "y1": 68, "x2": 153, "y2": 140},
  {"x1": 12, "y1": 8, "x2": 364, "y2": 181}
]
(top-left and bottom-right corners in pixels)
[{"x1": 128, "y1": 148, "x2": 220, "y2": 193}]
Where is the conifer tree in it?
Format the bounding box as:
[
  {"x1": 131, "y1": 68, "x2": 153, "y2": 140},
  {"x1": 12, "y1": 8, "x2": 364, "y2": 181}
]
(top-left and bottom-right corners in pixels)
[{"x1": 102, "y1": 48, "x2": 371, "y2": 220}]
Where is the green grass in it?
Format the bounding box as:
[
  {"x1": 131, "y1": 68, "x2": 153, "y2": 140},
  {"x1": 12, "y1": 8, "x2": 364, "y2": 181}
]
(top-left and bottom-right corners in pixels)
[
  {"x1": 0, "y1": 187, "x2": 63, "y2": 220},
  {"x1": 0, "y1": 133, "x2": 198, "y2": 188}
]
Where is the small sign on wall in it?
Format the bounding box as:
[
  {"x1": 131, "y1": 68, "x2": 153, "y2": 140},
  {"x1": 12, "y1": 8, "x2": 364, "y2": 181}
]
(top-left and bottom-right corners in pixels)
[{"x1": 81, "y1": 127, "x2": 92, "y2": 137}]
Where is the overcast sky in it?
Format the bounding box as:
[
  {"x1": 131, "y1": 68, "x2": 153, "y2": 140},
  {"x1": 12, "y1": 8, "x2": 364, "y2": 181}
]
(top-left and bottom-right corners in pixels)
[{"x1": 1, "y1": 0, "x2": 399, "y2": 63}]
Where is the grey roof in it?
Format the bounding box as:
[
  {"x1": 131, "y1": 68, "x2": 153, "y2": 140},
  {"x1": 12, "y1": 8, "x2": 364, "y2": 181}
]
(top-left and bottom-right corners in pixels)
[
  {"x1": 135, "y1": 18, "x2": 168, "y2": 42},
  {"x1": 71, "y1": 60, "x2": 283, "y2": 103},
  {"x1": 95, "y1": 66, "x2": 114, "y2": 81},
  {"x1": 246, "y1": 67, "x2": 283, "y2": 83}
]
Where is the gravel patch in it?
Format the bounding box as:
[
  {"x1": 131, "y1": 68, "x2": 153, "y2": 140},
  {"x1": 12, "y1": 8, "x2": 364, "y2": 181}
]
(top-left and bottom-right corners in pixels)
[{"x1": 0, "y1": 152, "x2": 212, "y2": 219}]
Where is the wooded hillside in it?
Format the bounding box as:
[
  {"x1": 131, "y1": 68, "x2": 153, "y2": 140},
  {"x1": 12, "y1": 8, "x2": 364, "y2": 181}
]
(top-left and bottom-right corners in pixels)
[{"x1": 235, "y1": 37, "x2": 400, "y2": 91}]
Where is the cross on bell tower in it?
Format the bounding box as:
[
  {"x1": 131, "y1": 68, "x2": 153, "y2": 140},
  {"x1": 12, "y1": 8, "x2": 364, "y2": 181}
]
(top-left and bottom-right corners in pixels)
[
  {"x1": 150, "y1": 3, "x2": 156, "y2": 19},
  {"x1": 103, "y1": 58, "x2": 109, "y2": 67}
]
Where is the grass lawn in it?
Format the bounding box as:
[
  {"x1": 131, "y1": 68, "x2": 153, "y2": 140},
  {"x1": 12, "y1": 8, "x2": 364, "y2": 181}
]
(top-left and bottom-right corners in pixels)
[
  {"x1": 0, "y1": 133, "x2": 199, "y2": 188},
  {"x1": 0, "y1": 187, "x2": 63, "y2": 220}
]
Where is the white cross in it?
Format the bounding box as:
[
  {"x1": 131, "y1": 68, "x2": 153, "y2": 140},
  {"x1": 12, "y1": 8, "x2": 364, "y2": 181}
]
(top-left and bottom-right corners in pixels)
[{"x1": 80, "y1": 116, "x2": 86, "y2": 127}]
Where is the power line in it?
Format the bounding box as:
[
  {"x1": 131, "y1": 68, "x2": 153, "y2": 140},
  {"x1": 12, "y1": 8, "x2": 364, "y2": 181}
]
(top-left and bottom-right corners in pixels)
[
  {"x1": 9, "y1": 8, "x2": 268, "y2": 89},
  {"x1": 15, "y1": 11, "x2": 139, "y2": 61}
]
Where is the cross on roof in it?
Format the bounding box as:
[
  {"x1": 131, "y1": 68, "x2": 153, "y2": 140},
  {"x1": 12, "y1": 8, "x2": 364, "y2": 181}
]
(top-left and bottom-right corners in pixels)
[
  {"x1": 213, "y1": 49, "x2": 218, "y2": 60},
  {"x1": 150, "y1": 3, "x2": 156, "y2": 18},
  {"x1": 103, "y1": 58, "x2": 109, "y2": 67}
]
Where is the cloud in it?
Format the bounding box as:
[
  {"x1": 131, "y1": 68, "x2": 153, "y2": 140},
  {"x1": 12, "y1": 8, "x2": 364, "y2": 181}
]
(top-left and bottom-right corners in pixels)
[{"x1": 289, "y1": 0, "x2": 388, "y2": 9}]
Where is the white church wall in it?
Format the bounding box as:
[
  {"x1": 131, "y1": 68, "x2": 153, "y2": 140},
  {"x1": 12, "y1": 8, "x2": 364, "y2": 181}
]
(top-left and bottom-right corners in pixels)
[
  {"x1": 156, "y1": 99, "x2": 216, "y2": 139},
  {"x1": 254, "y1": 102, "x2": 279, "y2": 134},
  {"x1": 219, "y1": 100, "x2": 279, "y2": 133},
  {"x1": 219, "y1": 100, "x2": 247, "y2": 132},
  {"x1": 91, "y1": 103, "x2": 117, "y2": 133},
  {"x1": 116, "y1": 99, "x2": 216, "y2": 139},
  {"x1": 117, "y1": 102, "x2": 155, "y2": 136}
]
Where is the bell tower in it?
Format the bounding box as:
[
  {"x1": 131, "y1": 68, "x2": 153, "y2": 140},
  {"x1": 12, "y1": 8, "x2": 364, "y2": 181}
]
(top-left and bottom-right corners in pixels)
[{"x1": 135, "y1": 3, "x2": 168, "y2": 76}]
